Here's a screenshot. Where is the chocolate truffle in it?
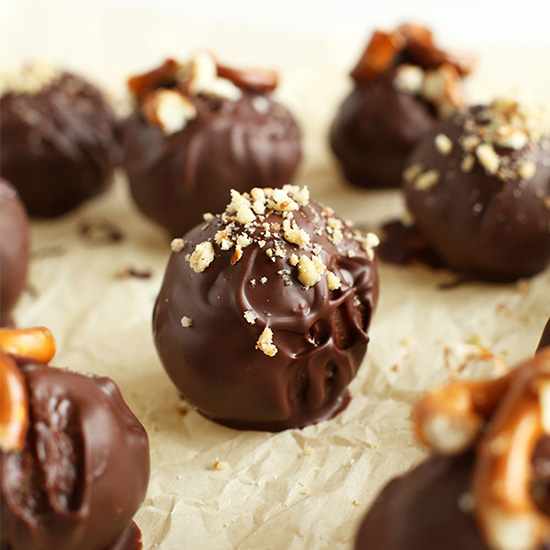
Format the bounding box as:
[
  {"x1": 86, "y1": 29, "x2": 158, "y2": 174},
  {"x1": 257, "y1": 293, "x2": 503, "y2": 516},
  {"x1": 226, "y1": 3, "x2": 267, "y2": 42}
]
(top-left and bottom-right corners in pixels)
[
  {"x1": 538, "y1": 319, "x2": 550, "y2": 353},
  {"x1": 0, "y1": 327, "x2": 150, "y2": 550},
  {"x1": 404, "y1": 98, "x2": 550, "y2": 281},
  {"x1": 0, "y1": 62, "x2": 119, "y2": 218},
  {"x1": 122, "y1": 53, "x2": 301, "y2": 237},
  {"x1": 0, "y1": 180, "x2": 30, "y2": 326},
  {"x1": 356, "y1": 349, "x2": 550, "y2": 550},
  {"x1": 330, "y1": 24, "x2": 472, "y2": 188},
  {"x1": 153, "y1": 185, "x2": 379, "y2": 431}
]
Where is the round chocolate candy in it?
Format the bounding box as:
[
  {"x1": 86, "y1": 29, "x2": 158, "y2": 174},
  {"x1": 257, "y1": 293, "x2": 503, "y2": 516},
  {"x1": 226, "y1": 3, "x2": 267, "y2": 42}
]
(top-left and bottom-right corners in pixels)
[
  {"x1": 1, "y1": 361, "x2": 150, "y2": 550},
  {"x1": 153, "y1": 185, "x2": 379, "y2": 431},
  {"x1": 404, "y1": 99, "x2": 550, "y2": 282},
  {"x1": 122, "y1": 53, "x2": 301, "y2": 237},
  {"x1": 0, "y1": 179, "x2": 30, "y2": 326},
  {"x1": 538, "y1": 319, "x2": 550, "y2": 353},
  {"x1": 330, "y1": 24, "x2": 472, "y2": 188},
  {"x1": 355, "y1": 444, "x2": 550, "y2": 550},
  {"x1": 0, "y1": 62, "x2": 119, "y2": 218}
]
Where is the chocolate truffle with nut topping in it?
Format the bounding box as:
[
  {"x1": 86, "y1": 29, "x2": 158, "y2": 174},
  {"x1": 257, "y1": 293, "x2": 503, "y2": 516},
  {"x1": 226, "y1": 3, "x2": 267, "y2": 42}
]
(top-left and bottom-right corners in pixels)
[
  {"x1": 153, "y1": 185, "x2": 379, "y2": 431},
  {"x1": 330, "y1": 24, "x2": 473, "y2": 188},
  {"x1": 0, "y1": 62, "x2": 119, "y2": 218},
  {"x1": 0, "y1": 327, "x2": 150, "y2": 550},
  {"x1": 356, "y1": 349, "x2": 550, "y2": 550},
  {"x1": 122, "y1": 53, "x2": 301, "y2": 237},
  {"x1": 403, "y1": 98, "x2": 550, "y2": 281},
  {"x1": 0, "y1": 179, "x2": 29, "y2": 326}
]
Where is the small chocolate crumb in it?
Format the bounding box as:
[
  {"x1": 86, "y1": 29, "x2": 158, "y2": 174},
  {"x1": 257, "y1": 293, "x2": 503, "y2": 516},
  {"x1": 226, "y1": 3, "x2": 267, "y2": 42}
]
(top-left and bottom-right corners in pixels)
[{"x1": 79, "y1": 219, "x2": 124, "y2": 245}]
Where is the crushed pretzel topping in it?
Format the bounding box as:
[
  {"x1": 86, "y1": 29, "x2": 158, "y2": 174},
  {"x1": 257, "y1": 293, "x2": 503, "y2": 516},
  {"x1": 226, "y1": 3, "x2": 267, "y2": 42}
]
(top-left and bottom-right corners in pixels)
[
  {"x1": 180, "y1": 316, "x2": 193, "y2": 328},
  {"x1": 142, "y1": 89, "x2": 197, "y2": 134},
  {"x1": 476, "y1": 143, "x2": 500, "y2": 174},
  {"x1": 415, "y1": 169, "x2": 441, "y2": 190},
  {"x1": 283, "y1": 219, "x2": 310, "y2": 248},
  {"x1": 435, "y1": 133, "x2": 453, "y2": 155},
  {"x1": 171, "y1": 238, "x2": 185, "y2": 252},
  {"x1": 0, "y1": 61, "x2": 60, "y2": 96},
  {"x1": 189, "y1": 241, "x2": 215, "y2": 273},
  {"x1": 326, "y1": 271, "x2": 341, "y2": 290},
  {"x1": 256, "y1": 327, "x2": 278, "y2": 357},
  {"x1": 297, "y1": 255, "x2": 326, "y2": 289},
  {"x1": 243, "y1": 310, "x2": 257, "y2": 325}
]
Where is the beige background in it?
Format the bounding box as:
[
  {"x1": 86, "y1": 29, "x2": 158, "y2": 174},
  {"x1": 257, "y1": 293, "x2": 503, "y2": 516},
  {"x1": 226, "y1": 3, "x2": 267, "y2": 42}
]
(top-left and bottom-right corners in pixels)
[{"x1": 2, "y1": 3, "x2": 550, "y2": 548}]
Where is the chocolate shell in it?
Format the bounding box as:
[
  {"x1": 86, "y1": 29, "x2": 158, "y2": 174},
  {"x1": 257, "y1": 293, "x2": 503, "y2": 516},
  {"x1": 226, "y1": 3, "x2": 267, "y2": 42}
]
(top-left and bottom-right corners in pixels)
[
  {"x1": 0, "y1": 179, "x2": 30, "y2": 326},
  {"x1": 1, "y1": 362, "x2": 150, "y2": 550},
  {"x1": 122, "y1": 54, "x2": 301, "y2": 237},
  {"x1": 0, "y1": 64, "x2": 119, "y2": 218},
  {"x1": 355, "y1": 445, "x2": 550, "y2": 550},
  {"x1": 404, "y1": 100, "x2": 550, "y2": 281},
  {"x1": 330, "y1": 24, "x2": 470, "y2": 189},
  {"x1": 153, "y1": 186, "x2": 379, "y2": 431}
]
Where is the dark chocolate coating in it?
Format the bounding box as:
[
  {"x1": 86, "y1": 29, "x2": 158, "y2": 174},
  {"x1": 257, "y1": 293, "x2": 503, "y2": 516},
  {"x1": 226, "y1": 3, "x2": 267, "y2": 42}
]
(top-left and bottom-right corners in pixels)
[
  {"x1": 404, "y1": 109, "x2": 550, "y2": 281},
  {"x1": 539, "y1": 319, "x2": 550, "y2": 353},
  {"x1": 1, "y1": 362, "x2": 150, "y2": 550},
  {"x1": 0, "y1": 179, "x2": 30, "y2": 326},
  {"x1": 122, "y1": 91, "x2": 301, "y2": 237},
  {"x1": 355, "y1": 444, "x2": 550, "y2": 550},
  {"x1": 330, "y1": 72, "x2": 436, "y2": 188},
  {"x1": 153, "y1": 200, "x2": 378, "y2": 431},
  {"x1": 0, "y1": 72, "x2": 118, "y2": 218}
]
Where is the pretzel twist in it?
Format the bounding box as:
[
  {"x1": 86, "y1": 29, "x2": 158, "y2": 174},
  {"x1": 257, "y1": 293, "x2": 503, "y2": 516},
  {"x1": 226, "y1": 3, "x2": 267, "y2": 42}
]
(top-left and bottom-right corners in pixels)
[
  {"x1": 0, "y1": 352, "x2": 29, "y2": 452},
  {"x1": 0, "y1": 326, "x2": 56, "y2": 363},
  {"x1": 0, "y1": 327, "x2": 57, "y2": 452},
  {"x1": 412, "y1": 348, "x2": 550, "y2": 550}
]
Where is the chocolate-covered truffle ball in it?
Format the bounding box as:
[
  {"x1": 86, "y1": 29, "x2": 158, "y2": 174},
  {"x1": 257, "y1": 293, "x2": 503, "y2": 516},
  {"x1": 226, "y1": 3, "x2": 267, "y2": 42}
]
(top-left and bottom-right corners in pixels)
[
  {"x1": 538, "y1": 319, "x2": 550, "y2": 353},
  {"x1": 357, "y1": 350, "x2": 550, "y2": 550},
  {"x1": 0, "y1": 328, "x2": 150, "y2": 550},
  {"x1": 153, "y1": 185, "x2": 379, "y2": 431},
  {"x1": 0, "y1": 62, "x2": 119, "y2": 218},
  {"x1": 122, "y1": 53, "x2": 301, "y2": 237},
  {"x1": 355, "y1": 447, "x2": 550, "y2": 550},
  {"x1": 0, "y1": 179, "x2": 30, "y2": 326},
  {"x1": 330, "y1": 24, "x2": 472, "y2": 188},
  {"x1": 404, "y1": 98, "x2": 550, "y2": 281}
]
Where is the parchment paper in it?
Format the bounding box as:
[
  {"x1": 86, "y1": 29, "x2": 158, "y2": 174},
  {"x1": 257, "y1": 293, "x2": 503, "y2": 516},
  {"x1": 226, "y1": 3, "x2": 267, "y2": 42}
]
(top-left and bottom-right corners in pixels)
[{"x1": 3, "y1": 4, "x2": 550, "y2": 549}]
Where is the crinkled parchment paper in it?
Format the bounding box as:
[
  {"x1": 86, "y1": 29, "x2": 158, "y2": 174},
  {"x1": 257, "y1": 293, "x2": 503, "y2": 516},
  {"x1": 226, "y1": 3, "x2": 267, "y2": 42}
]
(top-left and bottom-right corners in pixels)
[{"x1": 3, "y1": 4, "x2": 550, "y2": 549}]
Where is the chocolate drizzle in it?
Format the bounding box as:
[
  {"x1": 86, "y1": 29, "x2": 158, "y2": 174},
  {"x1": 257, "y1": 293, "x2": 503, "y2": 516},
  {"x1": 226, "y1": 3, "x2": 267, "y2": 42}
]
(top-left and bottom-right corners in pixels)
[
  {"x1": 153, "y1": 191, "x2": 378, "y2": 431},
  {"x1": 1, "y1": 362, "x2": 150, "y2": 550}
]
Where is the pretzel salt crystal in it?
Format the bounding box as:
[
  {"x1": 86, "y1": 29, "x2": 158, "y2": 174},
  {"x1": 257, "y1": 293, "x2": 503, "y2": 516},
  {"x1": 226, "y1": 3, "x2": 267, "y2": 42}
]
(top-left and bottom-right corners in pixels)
[
  {"x1": 473, "y1": 350, "x2": 550, "y2": 550},
  {"x1": 411, "y1": 370, "x2": 516, "y2": 454},
  {"x1": 0, "y1": 326, "x2": 56, "y2": 363}
]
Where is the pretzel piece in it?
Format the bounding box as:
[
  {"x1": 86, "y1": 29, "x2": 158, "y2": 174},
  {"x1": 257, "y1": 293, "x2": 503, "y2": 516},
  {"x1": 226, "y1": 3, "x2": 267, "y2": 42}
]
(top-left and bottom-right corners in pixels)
[
  {"x1": 412, "y1": 370, "x2": 516, "y2": 454},
  {"x1": 0, "y1": 352, "x2": 29, "y2": 452},
  {"x1": 473, "y1": 349, "x2": 550, "y2": 550},
  {"x1": 0, "y1": 326, "x2": 56, "y2": 363}
]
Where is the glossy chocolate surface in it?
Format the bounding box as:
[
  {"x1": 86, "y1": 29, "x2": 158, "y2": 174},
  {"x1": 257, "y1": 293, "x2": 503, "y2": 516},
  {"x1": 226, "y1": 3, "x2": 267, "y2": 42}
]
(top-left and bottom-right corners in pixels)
[
  {"x1": 1, "y1": 362, "x2": 150, "y2": 550},
  {"x1": 154, "y1": 192, "x2": 378, "y2": 431},
  {"x1": 1, "y1": 71, "x2": 118, "y2": 218},
  {"x1": 0, "y1": 179, "x2": 29, "y2": 326},
  {"x1": 539, "y1": 319, "x2": 550, "y2": 353},
  {"x1": 122, "y1": 60, "x2": 301, "y2": 237},
  {"x1": 330, "y1": 70, "x2": 437, "y2": 188},
  {"x1": 355, "y1": 444, "x2": 550, "y2": 550},
  {"x1": 404, "y1": 104, "x2": 550, "y2": 282}
]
